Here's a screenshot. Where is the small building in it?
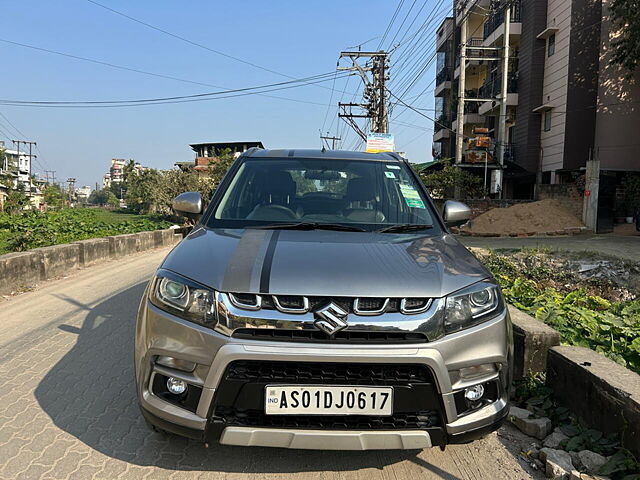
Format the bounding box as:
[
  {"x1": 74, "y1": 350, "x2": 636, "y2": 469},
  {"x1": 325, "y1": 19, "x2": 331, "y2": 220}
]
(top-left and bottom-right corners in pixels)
[{"x1": 176, "y1": 141, "x2": 264, "y2": 173}]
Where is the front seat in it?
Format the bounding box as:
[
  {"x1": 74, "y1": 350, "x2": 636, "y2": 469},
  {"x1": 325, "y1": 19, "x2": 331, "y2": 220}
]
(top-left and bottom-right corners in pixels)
[
  {"x1": 247, "y1": 171, "x2": 298, "y2": 221},
  {"x1": 343, "y1": 177, "x2": 386, "y2": 223}
]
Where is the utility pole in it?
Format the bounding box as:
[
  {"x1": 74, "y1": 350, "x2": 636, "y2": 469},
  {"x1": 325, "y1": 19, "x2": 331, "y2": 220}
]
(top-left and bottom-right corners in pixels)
[
  {"x1": 455, "y1": 18, "x2": 467, "y2": 165},
  {"x1": 320, "y1": 133, "x2": 342, "y2": 149},
  {"x1": 496, "y1": 1, "x2": 511, "y2": 199},
  {"x1": 67, "y1": 178, "x2": 76, "y2": 204},
  {"x1": 337, "y1": 51, "x2": 389, "y2": 141}
]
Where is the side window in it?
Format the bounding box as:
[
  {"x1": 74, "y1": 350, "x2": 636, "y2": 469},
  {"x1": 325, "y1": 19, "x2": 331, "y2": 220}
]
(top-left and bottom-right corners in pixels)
[
  {"x1": 544, "y1": 110, "x2": 552, "y2": 132},
  {"x1": 548, "y1": 34, "x2": 556, "y2": 57}
]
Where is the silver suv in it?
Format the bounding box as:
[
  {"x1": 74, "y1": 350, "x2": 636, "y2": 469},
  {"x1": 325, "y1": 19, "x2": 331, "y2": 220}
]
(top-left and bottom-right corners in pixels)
[{"x1": 135, "y1": 149, "x2": 512, "y2": 450}]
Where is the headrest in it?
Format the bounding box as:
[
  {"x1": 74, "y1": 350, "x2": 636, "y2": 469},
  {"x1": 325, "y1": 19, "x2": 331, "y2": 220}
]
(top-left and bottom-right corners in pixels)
[
  {"x1": 255, "y1": 170, "x2": 296, "y2": 197},
  {"x1": 346, "y1": 177, "x2": 375, "y2": 201}
]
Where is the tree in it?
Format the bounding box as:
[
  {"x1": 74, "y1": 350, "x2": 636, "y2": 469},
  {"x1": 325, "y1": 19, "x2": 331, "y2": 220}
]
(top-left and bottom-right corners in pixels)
[
  {"x1": 125, "y1": 169, "x2": 162, "y2": 214},
  {"x1": 43, "y1": 184, "x2": 65, "y2": 209},
  {"x1": 417, "y1": 160, "x2": 484, "y2": 199},
  {"x1": 610, "y1": 0, "x2": 640, "y2": 76}
]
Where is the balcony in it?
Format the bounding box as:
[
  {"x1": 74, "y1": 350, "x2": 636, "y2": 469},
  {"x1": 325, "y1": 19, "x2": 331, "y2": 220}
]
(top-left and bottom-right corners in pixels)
[
  {"x1": 483, "y1": 1, "x2": 521, "y2": 39},
  {"x1": 479, "y1": 72, "x2": 518, "y2": 99},
  {"x1": 433, "y1": 114, "x2": 450, "y2": 142},
  {"x1": 435, "y1": 68, "x2": 452, "y2": 96}
]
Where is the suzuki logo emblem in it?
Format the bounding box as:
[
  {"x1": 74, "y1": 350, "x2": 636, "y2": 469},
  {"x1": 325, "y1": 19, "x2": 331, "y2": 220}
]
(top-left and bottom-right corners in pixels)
[{"x1": 314, "y1": 302, "x2": 348, "y2": 336}]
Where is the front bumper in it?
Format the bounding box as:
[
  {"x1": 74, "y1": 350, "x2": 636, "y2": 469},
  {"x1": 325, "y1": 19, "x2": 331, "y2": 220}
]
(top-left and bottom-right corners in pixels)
[{"x1": 135, "y1": 300, "x2": 512, "y2": 449}]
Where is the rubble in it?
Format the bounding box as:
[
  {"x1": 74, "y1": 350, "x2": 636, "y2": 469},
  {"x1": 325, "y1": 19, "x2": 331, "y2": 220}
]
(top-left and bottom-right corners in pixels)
[
  {"x1": 544, "y1": 431, "x2": 570, "y2": 449},
  {"x1": 508, "y1": 406, "x2": 553, "y2": 440},
  {"x1": 540, "y1": 448, "x2": 575, "y2": 480},
  {"x1": 575, "y1": 450, "x2": 607, "y2": 474}
]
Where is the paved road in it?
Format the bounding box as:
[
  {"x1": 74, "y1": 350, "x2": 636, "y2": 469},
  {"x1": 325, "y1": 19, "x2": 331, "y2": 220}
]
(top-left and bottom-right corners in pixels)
[
  {"x1": 0, "y1": 247, "x2": 539, "y2": 480},
  {"x1": 461, "y1": 232, "x2": 640, "y2": 261}
]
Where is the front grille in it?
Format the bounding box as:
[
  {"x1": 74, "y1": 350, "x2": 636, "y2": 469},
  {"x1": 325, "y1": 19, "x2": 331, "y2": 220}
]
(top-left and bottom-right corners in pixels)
[
  {"x1": 213, "y1": 406, "x2": 440, "y2": 429},
  {"x1": 230, "y1": 294, "x2": 433, "y2": 315},
  {"x1": 232, "y1": 328, "x2": 428, "y2": 344},
  {"x1": 210, "y1": 361, "x2": 444, "y2": 432},
  {"x1": 224, "y1": 360, "x2": 433, "y2": 385}
]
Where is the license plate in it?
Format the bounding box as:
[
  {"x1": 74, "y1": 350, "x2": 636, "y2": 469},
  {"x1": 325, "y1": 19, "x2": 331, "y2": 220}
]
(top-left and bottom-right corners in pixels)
[{"x1": 265, "y1": 385, "x2": 393, "y2": 415}]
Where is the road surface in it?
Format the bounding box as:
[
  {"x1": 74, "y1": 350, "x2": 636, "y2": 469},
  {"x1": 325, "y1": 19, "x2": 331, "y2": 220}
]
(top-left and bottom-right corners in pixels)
[{"x1": 0, "y1": 247, "x2": 540, "y2": 480}]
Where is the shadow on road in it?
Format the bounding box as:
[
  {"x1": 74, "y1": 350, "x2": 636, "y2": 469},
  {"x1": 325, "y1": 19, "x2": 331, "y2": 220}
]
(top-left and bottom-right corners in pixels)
[{"x1": 34, "y1": 282, "x2": 461, "y2": 478}]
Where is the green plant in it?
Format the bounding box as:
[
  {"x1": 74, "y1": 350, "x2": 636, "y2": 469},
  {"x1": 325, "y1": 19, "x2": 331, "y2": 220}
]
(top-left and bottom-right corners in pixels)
[
  {"x1": 418, "y1": 160, "x2": 484, "y2": 199},
  {"x1": 480, "y1": 250, "x2": 640, "y2": 373}
]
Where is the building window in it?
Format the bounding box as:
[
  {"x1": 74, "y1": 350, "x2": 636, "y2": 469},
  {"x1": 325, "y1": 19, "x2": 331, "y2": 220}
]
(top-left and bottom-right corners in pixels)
[
  {"x1": 543, "y1": 110, "x2": 552, "y2": 132},
  {"x1": 548, "y1": 34, "x2": 556, "y2": 57}
]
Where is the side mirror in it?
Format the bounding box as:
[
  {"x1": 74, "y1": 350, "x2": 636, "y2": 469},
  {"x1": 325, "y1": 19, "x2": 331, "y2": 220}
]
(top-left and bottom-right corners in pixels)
[
  {"x1": 443, "y1": 200, "x2": 471, "y2": 227},
  {"x1": 173, "y1": 192, "x2": 203, "y2": 219}
]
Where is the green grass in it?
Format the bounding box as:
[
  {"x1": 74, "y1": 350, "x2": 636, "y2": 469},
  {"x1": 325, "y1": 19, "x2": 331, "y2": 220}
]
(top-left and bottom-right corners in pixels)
[{"x1": 0, "y1": 208, "x2": 174, "y2": 255}]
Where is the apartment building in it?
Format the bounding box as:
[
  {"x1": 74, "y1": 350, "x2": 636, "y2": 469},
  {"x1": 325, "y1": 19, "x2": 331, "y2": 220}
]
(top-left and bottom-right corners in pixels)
[{"x1": 433, "y1": 0, "x2": 640, "y2": 208}]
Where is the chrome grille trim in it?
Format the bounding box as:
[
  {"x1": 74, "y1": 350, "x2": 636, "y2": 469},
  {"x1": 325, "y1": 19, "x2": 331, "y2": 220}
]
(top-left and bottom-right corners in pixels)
[
  {"x1": 272, "y1": 295, "x2": 310, "y2": 314},
  {"x1": 353, "y1": 297, "x2": 390, "y2": 316},
  {"x1": 228, "y1": 293, "x2": 262, "y2": 311},
  {"x1": 400, "y1": 298, "x2": 434, "y2": 315}
]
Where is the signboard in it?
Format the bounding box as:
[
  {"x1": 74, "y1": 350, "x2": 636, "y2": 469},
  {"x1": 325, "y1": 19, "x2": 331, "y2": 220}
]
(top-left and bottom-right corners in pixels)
[{"x1": 366, "y1": 133, "x2": 395, "y2": 153}]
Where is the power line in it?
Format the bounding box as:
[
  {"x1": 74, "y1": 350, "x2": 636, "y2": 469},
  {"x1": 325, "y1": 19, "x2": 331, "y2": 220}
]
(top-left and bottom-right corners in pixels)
[
  {"x1": 85, "y1": 0, "x2": 295, "y2": 81},
  {"x1": 0, "y1": 38, "x2": 349, "y2": 109},
  {"x1": 0, "y1": 73, "x2": 354, "y2": 108}
]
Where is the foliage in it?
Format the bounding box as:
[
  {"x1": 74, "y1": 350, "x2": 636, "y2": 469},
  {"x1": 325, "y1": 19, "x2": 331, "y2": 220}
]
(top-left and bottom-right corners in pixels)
[
  {"x1": 0, "y1": 208, "x2": 172, "y2": 254},
  {"x1": 481, "y1": 251, "x2": 640, "y2": 373},
  {"x1": 125, "y1": 169, "x2": 162, "y2": 214},
  {"x1": 88, "y1": 189, "x2": 119, "y2": 207},
  {"x1": 610, "y1": 0, "x2": 640, "y2": 77},
  {"x1": 417, "y1": 160, "x2": 484, "y2": 199},
  {"x1": 43, "y1": 184, "x2": 65, "y2": 209},
  {"x1": 514, "y1": 374, "x2": 639, "y2": 479},
  {"x1": 623, "y1": 173, "x2": 640, "y2": 216}
]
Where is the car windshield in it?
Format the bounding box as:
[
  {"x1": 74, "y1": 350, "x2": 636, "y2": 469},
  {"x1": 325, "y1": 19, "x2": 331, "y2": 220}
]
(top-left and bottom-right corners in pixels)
[{"x1": 207, "y1": 157, "x2": 439, "y2": 232}]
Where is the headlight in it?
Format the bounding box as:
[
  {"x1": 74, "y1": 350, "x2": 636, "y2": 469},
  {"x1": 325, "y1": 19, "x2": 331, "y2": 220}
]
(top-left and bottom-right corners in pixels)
[
  {"x1": 149, "y1": 270, "x2": 217, "y2": 327},
  {"x1": 444, "y1": 280, "x2": 502, "y2": 333}
]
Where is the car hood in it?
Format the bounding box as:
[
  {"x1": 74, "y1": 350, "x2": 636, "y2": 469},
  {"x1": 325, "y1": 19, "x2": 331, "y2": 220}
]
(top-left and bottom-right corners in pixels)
[{"x1": 160, "y1": 227, "x2": 491, "y2": 298}]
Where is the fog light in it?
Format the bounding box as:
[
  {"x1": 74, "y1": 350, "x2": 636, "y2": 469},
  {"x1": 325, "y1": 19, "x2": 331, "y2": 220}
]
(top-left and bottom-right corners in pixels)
[
  {"x1": 464, "y1": 384, "x2": 485, "y2": 401},
  {"x1": 166, "y1": 377, "x2": 187, "y2": 395}
]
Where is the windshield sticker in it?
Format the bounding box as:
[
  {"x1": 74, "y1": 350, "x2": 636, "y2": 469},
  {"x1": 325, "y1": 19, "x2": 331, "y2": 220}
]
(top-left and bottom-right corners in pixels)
[
  {"x1": 384, "y1": 171, "x2": 396, "y2": 179},
  {"x1": 399, "y1": 184, "x2": 426, "y2": 209},
  {"x1": 386, "y1": 165, "x2": 401, "y2": 169}
]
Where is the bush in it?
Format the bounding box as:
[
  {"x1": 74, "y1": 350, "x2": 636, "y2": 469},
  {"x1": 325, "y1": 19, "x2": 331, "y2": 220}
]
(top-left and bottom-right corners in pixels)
[{"x1": 0, "y1": 208, "x2": 172, "y2": 254}]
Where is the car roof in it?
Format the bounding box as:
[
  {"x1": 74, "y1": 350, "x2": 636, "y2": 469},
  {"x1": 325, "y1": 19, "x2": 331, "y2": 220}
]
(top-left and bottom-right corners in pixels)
[{"x1": 242, "y1": 148, "x2": 406, "y2": 163}]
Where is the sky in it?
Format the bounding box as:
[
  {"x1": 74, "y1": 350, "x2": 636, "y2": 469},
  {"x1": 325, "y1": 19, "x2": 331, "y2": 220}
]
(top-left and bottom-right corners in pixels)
[{"x1": 0, "y1": 0, "x2": 447, "y2": 188}]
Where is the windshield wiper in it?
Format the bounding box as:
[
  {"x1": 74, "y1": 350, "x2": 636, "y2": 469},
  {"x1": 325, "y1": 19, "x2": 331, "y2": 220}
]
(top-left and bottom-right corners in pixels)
[
  {"x1": 377, "y1": 224, "x2": 433, "y2": 233},
  {"x1": 250, "y1": 222, "x2": 367, "y2": 232}
]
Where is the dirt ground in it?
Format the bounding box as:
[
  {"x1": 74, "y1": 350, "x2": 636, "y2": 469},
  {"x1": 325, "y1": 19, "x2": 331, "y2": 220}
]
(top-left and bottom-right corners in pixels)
[{"x1": 461, "y1": 199, "x2": 584, "y2": 235}]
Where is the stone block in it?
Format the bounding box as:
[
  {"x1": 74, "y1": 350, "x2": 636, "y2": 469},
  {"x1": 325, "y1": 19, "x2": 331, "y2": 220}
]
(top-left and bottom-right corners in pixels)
[
  {"x1": 74, "y1": 238, "x2": 111, "y2": 266},
  {"x1": 508, "y1": 406, "x2": 553, "y2": 439},
  {"x1": 136, "y1": 231, "x2": 155, "y2": 252},
  {"x1": 108, "y1": 234, "x2": 139, "y2": 258},
  {"x1": 33, "y1": 244, "x2": 80, "y2": 280},
  {"x1": 0, "y1": 251, "x2": 43, "y2": 295},
  {"x1": 540, "y1": 448, "x2": 574, "y2": 480},
  {"x1": 509, "y1": 305, "x2": 561, "y2": 379}
]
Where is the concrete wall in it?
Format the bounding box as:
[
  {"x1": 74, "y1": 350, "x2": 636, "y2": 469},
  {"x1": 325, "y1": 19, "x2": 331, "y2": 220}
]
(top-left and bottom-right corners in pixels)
[
  {"x1": 0, "y1": 228, "x2": 182, "y2": 295},
  {"x1": 540, "y1": 0, "x2": 572, "y2": 173},
  {"x1": 594, "y1": 0, "x2": 640, "y2": 172},
  {"x1": 510, "y1": 306, "x2": 561, "y2": 379},
  {"x1": 535, "y1": 183, "x2": 583, "y2": 218},
  {"x1": 546, "y1": 346, "x2": 640, "y2": 458}
]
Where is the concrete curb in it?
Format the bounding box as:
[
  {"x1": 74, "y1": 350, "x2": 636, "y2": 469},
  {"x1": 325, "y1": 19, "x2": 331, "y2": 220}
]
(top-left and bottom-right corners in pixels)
[
  {"x1": 546, "y1": 346, "x2": 640, "y2": 459},
  {"x1": 509, "y1": 305, "x2": 561, "y2": 379},
  {"x1": 453, "y1": 226, "x2": 587, "y2": 237},
  {"x1": 0, "y1": 228, "x2": 182, "y2": 296}
]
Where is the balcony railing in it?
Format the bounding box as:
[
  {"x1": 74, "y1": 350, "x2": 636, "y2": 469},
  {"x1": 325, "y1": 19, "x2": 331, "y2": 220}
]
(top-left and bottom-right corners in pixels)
[
  {"x1": 436, "y1": 68, "x2": 451, "y2": 86},
  {"x1": 479, "y1": 72, "x2": 519, "y2": 99},
  {"x1": 483, "y1": 1, "x2": 521, "y2": 40},
  {"x1": 435, "y1": 114, "x2": 449, "y2": 132}
]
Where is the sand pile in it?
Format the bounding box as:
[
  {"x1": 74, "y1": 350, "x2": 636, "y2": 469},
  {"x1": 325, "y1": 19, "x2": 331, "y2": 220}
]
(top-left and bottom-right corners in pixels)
[{"x1": 461, "y1": 199, "x2": 584, "y2": 235}]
